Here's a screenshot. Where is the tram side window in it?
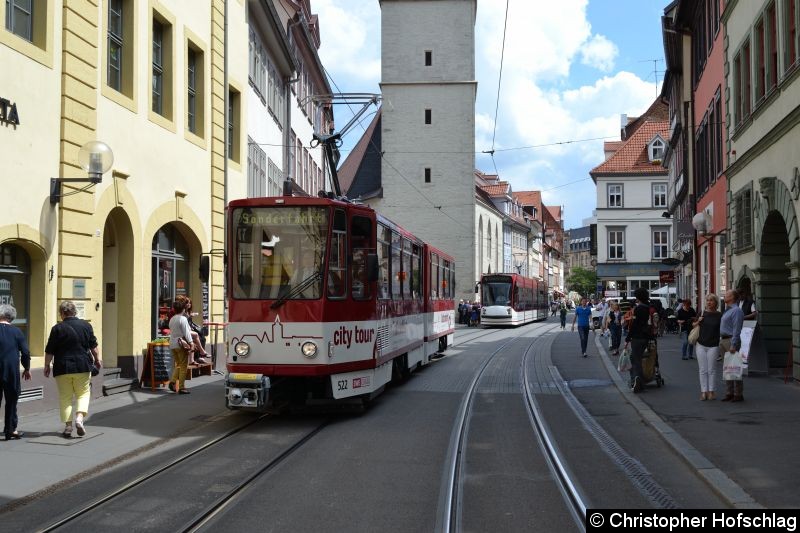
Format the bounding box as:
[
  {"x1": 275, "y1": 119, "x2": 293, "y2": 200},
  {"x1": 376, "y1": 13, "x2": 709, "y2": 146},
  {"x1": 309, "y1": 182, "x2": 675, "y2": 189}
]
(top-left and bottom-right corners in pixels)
[
  {"x1": 401, "y1": 239, "x2": 412, "y2": 299},
  {"x1": 442, "y1": 260, "x2": 451, "y2": 298},
  {"x1": 378, "y1": 225, "x2": 391, "y2": 299},
  {"x1": 391, "y1": 231, "x2": 402, "y2": 299},
  {"x1": 351, "y1": 215, "x2": 372, "y2": 300},
  {"x1": 411, "y1": 244, "x2": 421, "y2": 300},
  {"x1": 328, "y1": 209, "x2": 347, "y2": 299}
]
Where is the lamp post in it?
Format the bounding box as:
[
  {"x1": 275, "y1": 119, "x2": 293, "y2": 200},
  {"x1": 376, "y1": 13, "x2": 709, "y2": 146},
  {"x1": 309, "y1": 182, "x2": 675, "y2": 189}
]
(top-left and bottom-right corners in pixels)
[{"x1": 50, "y1": 141, "x2": 114, "y2": 204}]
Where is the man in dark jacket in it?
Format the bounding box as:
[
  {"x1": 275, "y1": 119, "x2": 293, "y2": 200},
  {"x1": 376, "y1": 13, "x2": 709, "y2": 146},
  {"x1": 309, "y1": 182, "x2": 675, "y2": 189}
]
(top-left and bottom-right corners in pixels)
[{"x1": 624, "y1": 287, "x2": 652, "y2": 393}]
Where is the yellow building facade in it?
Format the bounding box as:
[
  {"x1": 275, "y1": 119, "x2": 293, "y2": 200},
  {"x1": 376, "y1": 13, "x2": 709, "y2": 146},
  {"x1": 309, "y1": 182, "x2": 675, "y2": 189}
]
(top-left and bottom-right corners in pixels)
[{"x1": 0, "y1": 1, "x2": 247, "y2": 379}]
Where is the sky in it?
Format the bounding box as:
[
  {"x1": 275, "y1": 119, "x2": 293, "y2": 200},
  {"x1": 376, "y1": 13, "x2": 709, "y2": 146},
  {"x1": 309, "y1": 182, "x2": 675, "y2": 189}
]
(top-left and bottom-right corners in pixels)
[{"x1": 315, "y1": 0, "x2": 667, "y2": 229}]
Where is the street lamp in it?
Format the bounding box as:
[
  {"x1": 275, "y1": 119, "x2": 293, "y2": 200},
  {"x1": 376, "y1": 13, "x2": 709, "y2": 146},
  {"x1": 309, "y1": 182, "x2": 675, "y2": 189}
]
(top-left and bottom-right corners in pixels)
[{"x1": 50, "y1": 141, "x2": 114, "y2": 204}]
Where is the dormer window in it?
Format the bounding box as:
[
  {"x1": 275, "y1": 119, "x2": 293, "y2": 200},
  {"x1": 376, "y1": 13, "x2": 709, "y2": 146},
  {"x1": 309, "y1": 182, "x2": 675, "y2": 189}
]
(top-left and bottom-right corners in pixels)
[{"x1": 649, "y1": 136, "x2": 665, "y2": 162}]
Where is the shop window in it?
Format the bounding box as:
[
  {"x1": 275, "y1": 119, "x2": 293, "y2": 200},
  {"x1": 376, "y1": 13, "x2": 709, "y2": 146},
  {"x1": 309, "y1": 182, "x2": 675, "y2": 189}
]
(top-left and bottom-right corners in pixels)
[{"x1": 0, "y1": 244, "x2": 30, "y2": 339}]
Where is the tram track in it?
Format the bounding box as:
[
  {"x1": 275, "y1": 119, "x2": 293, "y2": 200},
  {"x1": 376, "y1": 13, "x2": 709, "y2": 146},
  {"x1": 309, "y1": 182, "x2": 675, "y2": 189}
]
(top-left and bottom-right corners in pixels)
[
  {"x1": 439, "y1": 320, "x2": 570, "y2": 532},
  {"x1": 35, "y1": 414, "x2": 330, "y2": 533}
]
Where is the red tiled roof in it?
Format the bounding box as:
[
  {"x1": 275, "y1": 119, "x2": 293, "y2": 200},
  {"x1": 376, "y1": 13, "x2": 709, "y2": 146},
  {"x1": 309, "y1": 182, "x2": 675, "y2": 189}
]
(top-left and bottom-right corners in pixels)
[
  {"x1": 590, "y1": 120, "x2": 669, "y2": 177},
  {"x1": 623, "y1": 97, "x2": 669, "y2": 138},
  {"x1": 480, "y1": 182, "x2": 510, "y2": 197},
  {"x1": 546, "y1": 205, "x2": 562, "y2": 221},
  {"x1": 513, "y1": 190, "x2": 541, "y2": 207}
]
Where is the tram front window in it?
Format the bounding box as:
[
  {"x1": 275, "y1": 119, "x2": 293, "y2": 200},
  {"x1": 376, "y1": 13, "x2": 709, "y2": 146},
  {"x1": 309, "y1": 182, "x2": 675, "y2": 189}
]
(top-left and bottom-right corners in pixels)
[
  {"x1": 482, "y1": 279, "x2": 512, "y2": 306},
  {"x1": 232, "y1": 207, "x2": 328, "y2": 300}
]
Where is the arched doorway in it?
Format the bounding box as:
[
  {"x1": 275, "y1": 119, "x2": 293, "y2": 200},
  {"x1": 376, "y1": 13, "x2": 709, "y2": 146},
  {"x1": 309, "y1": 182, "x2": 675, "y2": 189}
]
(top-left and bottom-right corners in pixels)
[
  {"x1": 152, "y1": 223, "x2": 201, "y2": 337},
  {"x1": 758, "y1": 211, "x2": 792, "y2": 368},
  {"x1": 102, "y1": 208, "x2": 134, "y2": 370}
]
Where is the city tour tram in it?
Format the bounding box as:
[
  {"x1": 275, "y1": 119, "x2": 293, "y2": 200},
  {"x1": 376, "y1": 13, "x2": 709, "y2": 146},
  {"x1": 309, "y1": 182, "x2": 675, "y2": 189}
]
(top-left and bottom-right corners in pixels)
[
  {"x1": 224, "y1": 196, "x2": 456, "y2": 410},
  {"x1": 478, "y1": 273, "x2": 548, "y2": 326}
]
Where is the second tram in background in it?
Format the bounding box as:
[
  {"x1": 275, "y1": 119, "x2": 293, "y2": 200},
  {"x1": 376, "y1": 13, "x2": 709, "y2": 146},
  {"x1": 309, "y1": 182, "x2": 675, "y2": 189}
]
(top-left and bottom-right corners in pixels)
[{"x1": 478, "y1": 273, "x2": 549, "y2": 326}]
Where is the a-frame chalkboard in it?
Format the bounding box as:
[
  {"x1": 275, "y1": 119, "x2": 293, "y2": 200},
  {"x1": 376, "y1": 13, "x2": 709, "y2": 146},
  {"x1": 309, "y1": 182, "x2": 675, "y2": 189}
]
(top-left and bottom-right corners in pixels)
[{"x1": 140, "y1": 342, "x2": 174, "y2": 390}]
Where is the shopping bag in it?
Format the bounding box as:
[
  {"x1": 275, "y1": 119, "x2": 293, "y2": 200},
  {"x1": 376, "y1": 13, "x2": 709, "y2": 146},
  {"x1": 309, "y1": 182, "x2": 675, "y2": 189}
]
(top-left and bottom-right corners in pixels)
[
  {"x1": 723, "y1": 351, "x2": 744, "y2": 381},
  {"x1": 617, "y1": 347, "x2": 632, "y2": 372}
]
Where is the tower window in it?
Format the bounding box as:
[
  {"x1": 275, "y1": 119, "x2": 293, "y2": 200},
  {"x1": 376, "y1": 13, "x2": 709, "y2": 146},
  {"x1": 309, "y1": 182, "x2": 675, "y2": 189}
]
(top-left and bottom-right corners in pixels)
[
  {"x1": 425, "y1": 108, "x2": 431, "y2": 124},
  {"x1": 424, "y1": 168, "x2": 431, "y2": 183},
  {"x1": 425, "y1": 50, "x2": 432, "y2": 66}
]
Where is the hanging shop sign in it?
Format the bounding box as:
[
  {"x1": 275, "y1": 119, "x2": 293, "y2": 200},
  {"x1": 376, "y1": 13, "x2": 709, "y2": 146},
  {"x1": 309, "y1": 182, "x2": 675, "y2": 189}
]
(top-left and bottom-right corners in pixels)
[{"x1": 0, "y1": 97, "x2": 20, "y2": 126}]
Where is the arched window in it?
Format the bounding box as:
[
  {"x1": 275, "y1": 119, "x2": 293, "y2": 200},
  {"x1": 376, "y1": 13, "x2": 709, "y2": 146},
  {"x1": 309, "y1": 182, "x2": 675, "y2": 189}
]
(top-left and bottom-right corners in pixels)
[
  {"x1": 649, "y1": 136, "x2": 665, "y2": 161},
  {"x1": 478, "y1": 216, "x2": 484, "y2": 274}
]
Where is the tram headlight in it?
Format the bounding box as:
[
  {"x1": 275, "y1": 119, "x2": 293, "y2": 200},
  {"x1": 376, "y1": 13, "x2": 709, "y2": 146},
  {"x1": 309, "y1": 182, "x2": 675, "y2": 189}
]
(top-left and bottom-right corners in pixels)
[
  {"x1": 234, "y1": 341, "x2": 250, "y2": 357},
  {"x1": 301, "y1": 341, "x2": 318, "y2": 358},
  {"x1": 229, "y1": 388, "x2": 243, "y2": 405}
]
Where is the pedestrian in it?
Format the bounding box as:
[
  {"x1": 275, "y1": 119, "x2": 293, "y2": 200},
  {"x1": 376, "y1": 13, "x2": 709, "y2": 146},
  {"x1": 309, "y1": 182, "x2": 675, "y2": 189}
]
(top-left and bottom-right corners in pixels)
[
  {"x1": 44, "y1": 301, "x2": 102, "y2": 438},
  {"x1": 179, "y1": 296, "x2": 208, "y2": 365},
  {"x1": 571, "y1": 298, "x2": 593, "y2": 357},
  {"x1": 605, "y1": 302, "x2": 623, "y2": 355},
  {"x1": 676, "y1": 299, "x2": 697, "y2": 360},
  {"x1": 559, "y1": 303, "x2": 568, "y2": 329},
  {"x1": 168, "y1": 298, "x2": 194, "y2": 394},
  {"x1": 623, "y1": 288, "x2": 651, "y2": 393},
  {"x1": 1, "y1": 304, "x2": 31, "y2": 440},
  {"x1": 737, "y1": 287, "x2": 758, "y2": 321},
  {"x1": 693, "y1": 294, "x2": 721, "y2": 401},
  {"x1": 720, "y1": 289, "x2": 745, "y2": 402},
  {"x1": 457, "y1": 300, "x2": 464, "y2": 324}
]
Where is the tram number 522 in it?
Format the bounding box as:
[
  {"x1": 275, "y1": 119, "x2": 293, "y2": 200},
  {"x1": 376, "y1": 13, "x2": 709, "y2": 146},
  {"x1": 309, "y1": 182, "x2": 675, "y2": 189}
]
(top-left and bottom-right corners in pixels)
[{"x1": 337, "y1": 380, "x2": 348, "y2": 391}]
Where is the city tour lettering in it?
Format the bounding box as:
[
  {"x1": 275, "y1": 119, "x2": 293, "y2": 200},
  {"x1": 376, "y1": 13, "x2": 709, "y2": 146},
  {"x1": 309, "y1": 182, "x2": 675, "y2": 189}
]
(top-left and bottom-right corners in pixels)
[{"x1": 333, "y1": 325, "x2": 375, "y2": 349}]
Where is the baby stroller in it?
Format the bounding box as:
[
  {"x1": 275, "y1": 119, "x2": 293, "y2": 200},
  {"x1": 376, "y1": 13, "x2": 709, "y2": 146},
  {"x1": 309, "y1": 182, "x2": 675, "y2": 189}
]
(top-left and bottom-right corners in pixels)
[{"x1": 641, "y1": 339, "x2": 665, "y2": 387}]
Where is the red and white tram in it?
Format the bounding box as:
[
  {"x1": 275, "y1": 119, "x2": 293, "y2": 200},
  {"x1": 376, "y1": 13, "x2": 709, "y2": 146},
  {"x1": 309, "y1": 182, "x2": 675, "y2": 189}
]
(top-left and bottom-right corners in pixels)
[
  {"x1": 224, "y1": 196, "x2": 456, "y2": 409},
  {"x1": 478, "y1": 273, "x2": 549, "y2": 326}
]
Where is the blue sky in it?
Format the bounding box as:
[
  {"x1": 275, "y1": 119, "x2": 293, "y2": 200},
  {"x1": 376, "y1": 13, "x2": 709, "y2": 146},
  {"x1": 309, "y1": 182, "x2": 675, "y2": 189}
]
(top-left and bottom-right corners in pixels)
[{"x1": 316, "y1": 0, "x2": 668, "y2": 229}]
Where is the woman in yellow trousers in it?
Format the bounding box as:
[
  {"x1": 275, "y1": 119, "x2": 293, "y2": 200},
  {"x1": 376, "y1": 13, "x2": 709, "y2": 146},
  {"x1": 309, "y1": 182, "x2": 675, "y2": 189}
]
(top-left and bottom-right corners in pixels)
[{"x1": 44, "y1": 301, "x2": 101, "y2": 438}]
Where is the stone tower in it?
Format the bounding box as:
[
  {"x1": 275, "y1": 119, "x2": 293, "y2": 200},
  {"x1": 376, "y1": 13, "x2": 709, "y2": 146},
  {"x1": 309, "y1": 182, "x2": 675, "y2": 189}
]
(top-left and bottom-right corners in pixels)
[{"x1": 375, "y1": 0, "x2": 478, "y2": 301}]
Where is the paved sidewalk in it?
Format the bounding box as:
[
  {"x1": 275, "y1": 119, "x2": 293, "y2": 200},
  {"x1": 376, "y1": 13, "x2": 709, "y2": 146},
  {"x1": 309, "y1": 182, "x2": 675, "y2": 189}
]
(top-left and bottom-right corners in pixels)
[
  {"x1": 593, "y1": 330, "x2": 800, "y2": 508},
  {"x1": 0, "y1": 374, "x2": 232, "y2": 510}
]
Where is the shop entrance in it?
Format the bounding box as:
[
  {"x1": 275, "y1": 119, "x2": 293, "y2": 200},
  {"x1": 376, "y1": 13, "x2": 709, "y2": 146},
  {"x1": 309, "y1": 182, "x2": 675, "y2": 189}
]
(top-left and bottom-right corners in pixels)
[{"x1": 152, "y1": 224, "x2": 191, "y2": 337}]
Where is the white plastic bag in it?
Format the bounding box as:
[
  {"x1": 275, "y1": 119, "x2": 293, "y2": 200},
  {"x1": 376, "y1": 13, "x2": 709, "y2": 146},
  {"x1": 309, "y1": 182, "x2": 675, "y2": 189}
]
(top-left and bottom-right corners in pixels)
[
  {"x1": 617, "y1": 347, "x2": 632, "y2": 372},
  {"x1": 723, "y1": 351, "x2": 744, "y2": 381}
]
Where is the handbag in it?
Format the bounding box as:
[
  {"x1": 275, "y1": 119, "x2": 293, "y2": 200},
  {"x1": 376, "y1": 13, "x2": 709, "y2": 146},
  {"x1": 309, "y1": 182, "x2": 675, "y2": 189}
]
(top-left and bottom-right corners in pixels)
[
  {"x1": 723, "y1": 351, "x2": 744, "y2": 380},
  {"x1": 687, "y1": 312, "x2": 701, "y2": 345},
  {"x1": 617, "y1": 347, "x2": 632, "y2": 372}
]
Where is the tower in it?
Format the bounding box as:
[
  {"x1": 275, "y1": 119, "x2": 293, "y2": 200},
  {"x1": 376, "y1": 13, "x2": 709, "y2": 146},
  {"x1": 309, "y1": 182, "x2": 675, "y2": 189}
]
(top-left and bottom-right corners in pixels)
[{"x1": 376, "y1": 0, "x2": 478, "y2": 301}]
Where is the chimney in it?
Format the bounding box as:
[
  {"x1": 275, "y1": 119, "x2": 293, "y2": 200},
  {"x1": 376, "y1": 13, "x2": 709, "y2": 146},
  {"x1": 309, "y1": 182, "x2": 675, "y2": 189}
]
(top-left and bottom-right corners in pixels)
[{"x1": 620, "y1": 114, "x2": 628, "y2": 140}]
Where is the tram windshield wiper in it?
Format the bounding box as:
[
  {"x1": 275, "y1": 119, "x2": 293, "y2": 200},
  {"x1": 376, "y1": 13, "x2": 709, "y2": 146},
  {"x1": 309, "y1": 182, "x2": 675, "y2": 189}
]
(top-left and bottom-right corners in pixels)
[{"x1": 270, "y1": 271, "x2": 321, "y2": 309}]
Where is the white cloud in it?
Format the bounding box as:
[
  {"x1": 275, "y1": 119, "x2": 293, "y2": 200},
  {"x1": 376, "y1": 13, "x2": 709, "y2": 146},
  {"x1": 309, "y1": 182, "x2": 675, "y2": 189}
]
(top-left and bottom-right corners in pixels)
[
  {"x1": 315, "y1": 0, "x2": 381, "y2": 87},
  {"x1": 580, "y1": 34, "x2": 618, "y2": 72}
]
